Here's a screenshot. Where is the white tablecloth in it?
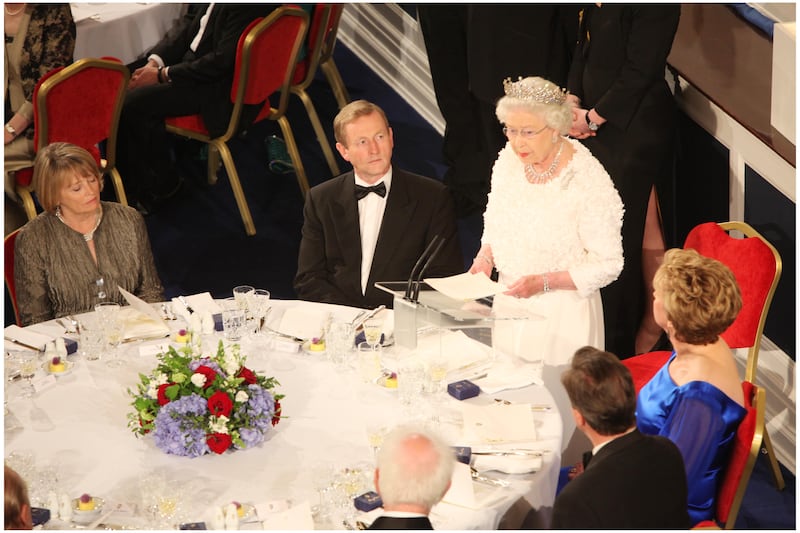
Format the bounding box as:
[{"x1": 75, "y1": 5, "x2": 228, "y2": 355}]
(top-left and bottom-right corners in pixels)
[
  {"x1": 71, "y1": 3, "x2": 187, "y2": 64},
  {"x1": 4, "y1": 300, "x2": 562, "y2": 530}
]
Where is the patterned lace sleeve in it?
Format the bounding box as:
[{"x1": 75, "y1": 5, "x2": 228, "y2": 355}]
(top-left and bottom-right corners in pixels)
[{"x1": 569, "y1": 155, "x2": 625, "y2": 296}]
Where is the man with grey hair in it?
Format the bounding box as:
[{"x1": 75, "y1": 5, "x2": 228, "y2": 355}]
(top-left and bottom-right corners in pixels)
[{"x1": 369, "y1": 425, "x2": 454, "y2": 529}]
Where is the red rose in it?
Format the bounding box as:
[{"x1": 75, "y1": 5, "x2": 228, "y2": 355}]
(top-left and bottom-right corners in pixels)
[
  {"x1": 208, "y1": 390, "x2": 233, "y2": 418},
  {"x1": 207, "y1": 433, "x2": 232, "y2": 454},
  {"x1": 195, "y1": 365, "x2": 217, "y2": 389},
  {"x1": 271, "y1": 400, "x2": 282, "y2": 427},
  {"x1": 156, "y1": 383, "x2": 176, "y2": 406},
  {"x1": 237, "y1": 367, "x2": 257, "y2": 385},
  {"x1": 138, "y1": 418, "x2": 151, "y2": 435}
]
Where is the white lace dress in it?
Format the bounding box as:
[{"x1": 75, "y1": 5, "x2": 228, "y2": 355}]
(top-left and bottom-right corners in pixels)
[{"x1": 482, "y1": 139, "x2": 624, "y2": 461}]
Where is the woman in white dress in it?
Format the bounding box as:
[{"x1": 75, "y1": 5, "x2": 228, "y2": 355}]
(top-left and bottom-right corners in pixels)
[{"x1": 469, "y1": 76, "x2": 624, "y2": 463}]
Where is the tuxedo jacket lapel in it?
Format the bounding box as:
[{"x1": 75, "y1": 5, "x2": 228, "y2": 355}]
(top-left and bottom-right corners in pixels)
[
  {"x1": 369, "y1": 172, "x2": 417, "y2": 287},
  {"x1": 331, "y1": 175, "x2": 364, "y2": 298}
]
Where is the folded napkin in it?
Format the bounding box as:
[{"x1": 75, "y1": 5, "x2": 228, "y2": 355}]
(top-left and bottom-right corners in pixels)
[
  {"x1": 119, "y1": 307, "x2": 169, "y2": 340},
  {"x1": 277, "y1": 306, "x2": 331, "y2": 341},
  {"x1": 473, "y1": 361, "x2": 543, "y2": 394},
  {"x1": 4, "y1": 325, "x2": 53, "y2": 351},
  {"x1": 461, "y1": 402, "x2": 537, "y2": 444},
  {"x1": 171, "y1": 292, "x2": 222, "y2": 322},
  {"x1": 472, "y1": 454, "x2": 542, "y2": 475}
]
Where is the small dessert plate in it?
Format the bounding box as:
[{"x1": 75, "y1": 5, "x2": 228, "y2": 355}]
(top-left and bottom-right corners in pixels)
[
  {"x1": 239, "y1": 503, "x2": 256, "y2": 522},
  {"x1": 43, "y1": 360, "x2": 75, "y2": 377},
  {"x1": 301, "y1": 340, "x2": 326, "y2": 356},
  {"x1": 375, "y1": 372, "x2": 398, "y2": 391},
  {"x1": 71, "y1": 496, "x2": 105, "y2": 524}
]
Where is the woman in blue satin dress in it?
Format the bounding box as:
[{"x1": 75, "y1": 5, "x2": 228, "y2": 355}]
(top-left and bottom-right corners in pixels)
[{"x1": 637, "y1": 248, "x2": 746, "y2": 525}]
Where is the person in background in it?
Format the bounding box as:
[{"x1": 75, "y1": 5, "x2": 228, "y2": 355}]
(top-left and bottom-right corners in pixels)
[
  {"x1": 552, "y1": 346, "x2": 690, "y2": 529},
  {"x1": 4, "y1": 3, "x2": 76, "y2": 234},
  {"x1": 636, "y1": 248, "x2": 745, "y2": 525},
  {"x1": 14, "y1": 142, "x2": 164, "y2": 325},
  {"x1": 417, "y1": 5, "x2": 579, "y2": 225},
  {"x1": 469, "y1": 76, "x2": 623, "y2": 465},
  {"x1": 295, "y1": 99, "x2": 463, "y2": 309},
  {"x1": 5, "y1": 465, "x2": 33, "y2": 529},
  {"x1": 116, "y1": 4, "x2": 276, "y2": 214},
  {"x1": 566, "y1": 4, "x2": 682, "y2": 357},
  {"x1": 369, "y1": 425, "x2": 454, "y2": 530}
]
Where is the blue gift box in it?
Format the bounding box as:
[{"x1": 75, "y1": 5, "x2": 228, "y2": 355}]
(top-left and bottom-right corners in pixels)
[
  {"x1": 452, "y1": 446, "x2": 472, "y2": 464},
  {"x1": 354, "y1": 491, "x2": 383, "y2": 512},
  {"x1": 64, "y1": 337, "x2": 78, "y2": 355},
  {"x1": 447, "y1": 379, "x2": 480, "y2": 400},
  {"x1": 212, "y1": 313, "x2": 223, "y2": 332}
]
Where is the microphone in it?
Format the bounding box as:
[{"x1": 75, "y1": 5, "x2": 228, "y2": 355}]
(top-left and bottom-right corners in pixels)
[
  {"x1": 412, "y1": 236, "x2": 446, "y2": 302},
  {"x1": 404, "y1": 235, "x2": 441, "y2": 300}
]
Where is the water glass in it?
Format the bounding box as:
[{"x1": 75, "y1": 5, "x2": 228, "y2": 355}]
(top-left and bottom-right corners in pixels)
[
  {"x1": 398, "y1": 360, "x2": 426, "y2": 406},
  {"x1": 222, "y1": 297, "x2": 246, "y2": 341},
  {"x1": 326, "y1": 321, "x2": 353, "y2": 369},
  {"x1": 232, "y1": 285, "x2": 255, "y2": 313},
  {"x1": 95, "y1": 302, "x2": 123, "y2": 367},
  {"x1": 426, "y1": 353, "x2": 448, "y2": 396},
  {"x1": 79, "y1": 316, "x2": 105, "y2": 361},
  {"x1": 357, "y1": 342, "x2": 382, "y2": 383}
]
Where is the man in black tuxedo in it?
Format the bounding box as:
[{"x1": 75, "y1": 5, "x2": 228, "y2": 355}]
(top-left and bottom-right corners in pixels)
[
  {"x1": 294, "y1": 100, "x2": 463, "y2": 309},
  {"x1": 551, "y1": 346, "x2": 690, "y2": 529},
  {"x1": 369, "y1": 425, "x2": 454, "y2": 530},
  {"x1": 116, "y1": 4, "x2": 276, "y2": 212}
]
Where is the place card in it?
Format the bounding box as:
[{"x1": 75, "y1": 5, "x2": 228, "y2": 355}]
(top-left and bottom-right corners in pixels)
[{"x1": 259, "y1": 500, "x2": 314, "y2": 530}]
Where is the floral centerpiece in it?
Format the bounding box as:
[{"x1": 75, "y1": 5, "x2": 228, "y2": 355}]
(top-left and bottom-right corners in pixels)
[{"x1": 128, "y1": 341, "x2": 282, "y2": 457}]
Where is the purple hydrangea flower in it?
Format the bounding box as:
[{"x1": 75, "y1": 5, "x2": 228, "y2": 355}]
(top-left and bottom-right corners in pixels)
[
  {"x1": 152, "y1": 394, "x2": 209, "y2": 457},
  {"x1": 231, "y1": 385, "x2": 275, "y2": 449},
  {"x1": 189, "y1": 358, "x2": 226, "y2": 378}
]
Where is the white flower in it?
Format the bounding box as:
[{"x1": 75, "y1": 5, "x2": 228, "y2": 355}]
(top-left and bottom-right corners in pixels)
[
  {"x1": 146, "y1": 383, "x2": 158, "y2": 399},
  {"x1": 235, "y1": 390, "x2": 249, "y2": 403},
  {"x1": 190, "y1": 373, "x2": 207, "y2": 388},
  {"x1": 153, "y1": 371, "x2": 169, "y2": 386},
  {"x1": 209, "y1": 415, "x2": 230, "y2": 434}
]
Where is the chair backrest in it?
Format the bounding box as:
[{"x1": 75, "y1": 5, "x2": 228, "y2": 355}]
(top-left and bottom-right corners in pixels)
[
  {"x1": 683, "y1": 221, "x2": 782, "y2": 382},
  {"x1": 229, "y1": 6, "x2": 309, "y2": 129},
  {"x1": 34, "y1": 57, "x2": 129, "y2": 171},
  {"x1": 4, "y1": 229, "x2": 21, "y2": 326},
  {"x1": 713, "y1": 381, "x2": 764, "y2": 528},
  {"x1": 291, "y1": 4, "x2": 341, "y2": 88}
]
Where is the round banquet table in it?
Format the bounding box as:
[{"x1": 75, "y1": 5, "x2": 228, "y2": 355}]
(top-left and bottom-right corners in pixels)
[
  {"x1": 71, "y1": 3, "x2": 187, "y2": 65},
  {"x1": 4, "y1": 299, "x2": 562, "y2": 530}
]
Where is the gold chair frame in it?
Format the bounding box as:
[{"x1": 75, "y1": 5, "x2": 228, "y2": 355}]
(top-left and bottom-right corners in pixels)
[
  {"x1": 716, "y1": 221, "x2": 784, "y2": 491},
  {"x1": 166, "y1": 7, "x2": 310, "y2": 236}
]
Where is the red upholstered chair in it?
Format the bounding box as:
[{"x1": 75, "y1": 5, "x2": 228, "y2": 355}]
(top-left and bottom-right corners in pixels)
[
  {"x1": 15, "y1": 57, "x2": 130, "y2": 220},
  {"x1": 4, "y1": 228, "x2": 21, "y2": 326},
  {"x1": 623, "y1": 221, "x2": 784, "y2": 489},
  {"x1": 165, "y1": 6, "x2": 310, "y2": 236},
  {"x1": 290, "y1": 4, "x2": 349, "y2": 176},
  {"x1": 694, "y1": 381, "x2": 765, "y2": 529}
]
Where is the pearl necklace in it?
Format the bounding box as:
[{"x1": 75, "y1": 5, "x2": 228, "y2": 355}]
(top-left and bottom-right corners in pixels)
[
  {"x1": 56, "y1": 206, "x2": 103, "y2": 242},
  {"x1": 524, "y1": 140, "x2": 564, "y2": 184},
  {"x1": 4, "y1": 4, "x2": 25, "y2": 16}
]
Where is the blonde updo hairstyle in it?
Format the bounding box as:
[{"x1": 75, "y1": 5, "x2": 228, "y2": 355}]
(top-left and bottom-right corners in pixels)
[
  {"x1": 32, "y1": 142, "x2": 104, "y2": 214},
  {"x1": 654, "y1": 248, "x2": 742, "y2": 345},
  {"x1": 495, "y1": 76, "x2": 572, "y2": 136}
]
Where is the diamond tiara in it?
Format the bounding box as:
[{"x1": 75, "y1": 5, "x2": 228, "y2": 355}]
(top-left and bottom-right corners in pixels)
[{"x1": 502, "y1": 77, "x2": 567, "y2": 105}]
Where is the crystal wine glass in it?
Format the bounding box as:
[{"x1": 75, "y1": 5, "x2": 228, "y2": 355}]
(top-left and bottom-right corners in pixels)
[{"x1": 363, "y1": 318, "x2": 383, "y2": 348}]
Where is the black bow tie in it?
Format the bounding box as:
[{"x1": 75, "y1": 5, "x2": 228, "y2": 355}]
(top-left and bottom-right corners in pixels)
[{"x1": 354, "y1": 182, "x2": 387, "y2": 200}]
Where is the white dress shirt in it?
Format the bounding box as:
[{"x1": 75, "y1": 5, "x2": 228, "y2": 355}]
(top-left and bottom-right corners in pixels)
[
  {"x1": 148, "y1": 3, "x2": 214, "y2": 67},
  {"x1": 355, "y1": 169, "x2": 392, "y2": 295}
]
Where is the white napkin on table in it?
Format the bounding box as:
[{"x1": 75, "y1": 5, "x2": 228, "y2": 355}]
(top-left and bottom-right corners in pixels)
[
  {"x1": 171, "y1": 292, "x2": 222, "y2": 321},
  {"x1": 461, "y1": 402, "x2": 537, "y2": 444},
  {"x1": 276, "y1": 307, "x2": 331, "y2": 341},
  {"x1": 473, "y1": 360, "x2": 543, "y2": 394},
  {"x1": 117, "y1": 307, "x2": 169, "y2": 340},
  {"x1": 259, "y1": 500, "x2": 314, "y2": 530},
  {"x1": 4, "y1": 325, "x2": 52, "y2": 350}
]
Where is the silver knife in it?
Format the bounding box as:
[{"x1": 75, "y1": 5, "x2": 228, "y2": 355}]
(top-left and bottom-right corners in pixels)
[
  {"x1": 178, "y1": 295, "x2": 194, "y2": 314},
  {"x1": 353, "y1": 305, "x2": 385, "y2": 330}
]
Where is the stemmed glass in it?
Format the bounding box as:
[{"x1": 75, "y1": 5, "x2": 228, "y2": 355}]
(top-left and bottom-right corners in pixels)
[
  {"x1": 233, "y1": 285, "x2": 255, "y2": 313},
  {"x1": 248, "y1": 289, "x2": 271, "y2": 335},
  {"x1": 17, "y1": 351, "x2": 39, "y2": 398},
  {"x1": 363, "y1": 318, "x2": 383, "y2": 348},
  {"x1": 310, "y1": 463, "x2": 335, "y2": 521}
]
